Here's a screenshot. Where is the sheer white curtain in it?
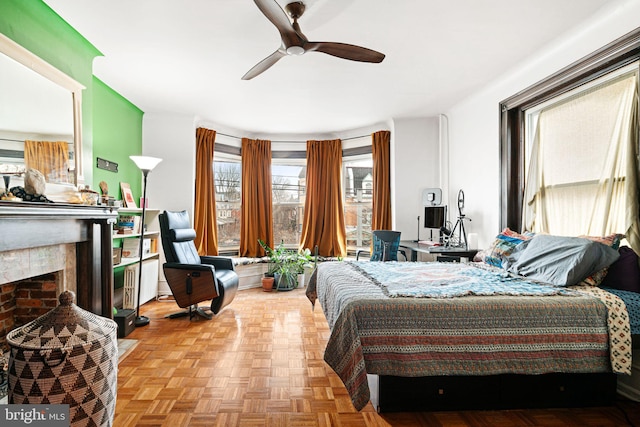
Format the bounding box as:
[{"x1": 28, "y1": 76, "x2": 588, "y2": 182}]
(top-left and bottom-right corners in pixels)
[{"x1": 523, "y1": 70, "x2": 639, "y2": 252}]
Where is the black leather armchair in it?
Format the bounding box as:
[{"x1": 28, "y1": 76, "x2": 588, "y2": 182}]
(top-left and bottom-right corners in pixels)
[{"x1": 159, "y1": 210, "x2": 238, "y2": 319}]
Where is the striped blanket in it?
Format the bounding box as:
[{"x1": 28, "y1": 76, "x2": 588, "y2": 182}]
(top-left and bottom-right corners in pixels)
[{"x1": 307, "y1": 261, "x2": 630, "y2": 411}]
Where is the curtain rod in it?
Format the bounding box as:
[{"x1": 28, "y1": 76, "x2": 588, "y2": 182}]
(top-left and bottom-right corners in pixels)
[
  {"x1": 0, "y1": 138, "x2": 73, "y2": 144},
  {"x1": 215, "y1": 131, "x2": 373, "y2": 143}
]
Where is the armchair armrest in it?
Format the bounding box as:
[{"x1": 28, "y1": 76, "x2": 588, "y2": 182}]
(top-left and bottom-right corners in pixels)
[
  {"x1": 164, "y1": 262, "x2": 215, "y2": 273},
  {"x1": 200, "y1": 256, "x2": 235, "y2": 271}
]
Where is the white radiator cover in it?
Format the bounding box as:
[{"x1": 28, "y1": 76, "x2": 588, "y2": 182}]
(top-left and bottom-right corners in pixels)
[{"x1": 122, "y1": 259, "x2": 159, "y2": 309}]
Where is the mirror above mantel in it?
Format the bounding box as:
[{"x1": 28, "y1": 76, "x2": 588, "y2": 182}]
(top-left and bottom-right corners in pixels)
[{"x1": 0, "y1": 33, "x2": 85, "y2": 200}]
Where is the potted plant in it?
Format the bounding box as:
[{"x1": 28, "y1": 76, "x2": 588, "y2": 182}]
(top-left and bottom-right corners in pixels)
[
  {"x1": 259, "y1": 239, "x2": 285, "y2": 289},
  {"x1": 259, "y1": 240, "x2": 314, "y2": 291}
]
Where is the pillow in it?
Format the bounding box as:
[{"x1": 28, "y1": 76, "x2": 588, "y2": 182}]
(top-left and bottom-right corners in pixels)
[
  {"x1": 171, "y1": 228, "x2": 197, "y2": 242},
  {"x1": 481, "y1": 228, "x2": 534, "y2": 268},
  {"x1": 504, "y1": 234, "x2": 620, "y2": 287},
  {"x1": 577, "y1": 233, "x2": 625, "y2": 286},
  {"x1": 600, "y1": 246, "x2": 640, "y2": 293}
]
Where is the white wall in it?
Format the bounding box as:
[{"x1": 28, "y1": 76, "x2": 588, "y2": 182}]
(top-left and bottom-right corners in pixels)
[
  {"x1": 390, "y1": 117, "x2": 440, "y2": 241},
  {"x1": 444, "y1": 0, "x2": 640, "y2": 250},
  {"x1": 142, "y1": 113, "x2": 197, "y2": 215}
]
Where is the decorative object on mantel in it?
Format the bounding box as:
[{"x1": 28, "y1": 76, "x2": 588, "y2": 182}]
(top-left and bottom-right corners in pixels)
[
  {"x1": 79, "y1": 185, "x2": 100, "y2": 205},
  {"x1": 7, "y1": 290, "x2": 118, "y2": 427},
  {"x1": 24, "y1": 168, "x2": 46, "y2": 195},
  {"x1": 130, "y1": 155, "x2": 163, "y2": 327},
  {"x1": 2, "y1": 168, "x2": 55, "y2": 203},
  {"x1": 99, "y1": 180, "x2": 114, "y2": 205}
]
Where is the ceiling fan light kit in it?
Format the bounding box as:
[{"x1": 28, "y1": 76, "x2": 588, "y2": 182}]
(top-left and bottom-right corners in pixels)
[
  {"x1": 243, "y1": 0, "x2": 385, "y2": 80},
  {"x1": 286, "y1": 45, "x2": 305, "y2": 56}
]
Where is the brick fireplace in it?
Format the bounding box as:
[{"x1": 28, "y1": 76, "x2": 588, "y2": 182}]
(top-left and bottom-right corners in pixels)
[{"x1": 0, "y1": 272, "x2": 60, "y2": 350}]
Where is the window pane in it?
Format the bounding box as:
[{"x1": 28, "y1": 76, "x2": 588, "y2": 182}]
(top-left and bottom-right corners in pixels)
[
  {"x1": 214, "y1": 159, "x2": 241, "y2": 252},
  {"x1": 344, "y1": 157, "x2": 373, "y2": 251},
  {"x1": 272, "y1": 163, "x2": 305, "y2": 247}
]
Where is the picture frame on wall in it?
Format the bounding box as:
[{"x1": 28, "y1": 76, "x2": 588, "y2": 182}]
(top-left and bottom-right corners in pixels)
[{"x1": 120, "y1": 182, "x2": 137, "y2": 208}]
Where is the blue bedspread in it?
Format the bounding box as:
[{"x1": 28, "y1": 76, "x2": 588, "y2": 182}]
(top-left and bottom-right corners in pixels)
[
  {"x1": 352, "y1": 261, "x2": 576, "y2": 298},
  {"x1": 601, "y1": 287, "x2": 640, "y2": 335}
]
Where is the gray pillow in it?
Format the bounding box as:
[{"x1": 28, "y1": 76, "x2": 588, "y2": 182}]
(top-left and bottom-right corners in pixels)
[{"x1": 504, "y1": 234, "x2": 620, "y2": 287}]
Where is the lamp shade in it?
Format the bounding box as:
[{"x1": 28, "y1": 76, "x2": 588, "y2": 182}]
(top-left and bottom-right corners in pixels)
[{"x1": 130, "y1": 156, "x2": 162, "y2": 173}]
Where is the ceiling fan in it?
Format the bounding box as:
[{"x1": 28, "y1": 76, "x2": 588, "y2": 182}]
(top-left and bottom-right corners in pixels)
[{"x1": 242, "y1": 0, "x2": 385, "y2": 80}]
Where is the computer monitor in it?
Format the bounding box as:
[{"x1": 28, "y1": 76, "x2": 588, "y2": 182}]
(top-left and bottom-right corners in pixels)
[{"x1": 424, "y1": 205, "x2": 446, "y2": 229}]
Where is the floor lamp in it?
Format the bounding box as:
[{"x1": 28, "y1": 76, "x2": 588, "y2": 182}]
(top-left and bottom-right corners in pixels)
[{"x1": 130, "y1": 155, "x2": 163, "y2": 327}]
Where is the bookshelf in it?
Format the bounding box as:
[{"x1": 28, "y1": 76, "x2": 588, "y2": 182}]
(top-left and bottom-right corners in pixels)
[{"x1": 113, "y1": 208, "x2": 161, "y2": 307}]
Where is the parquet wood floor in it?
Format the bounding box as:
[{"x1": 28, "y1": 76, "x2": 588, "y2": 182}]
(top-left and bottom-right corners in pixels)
[{"x1": 115, "y1": 288, "x2": 640, "y2": 426}]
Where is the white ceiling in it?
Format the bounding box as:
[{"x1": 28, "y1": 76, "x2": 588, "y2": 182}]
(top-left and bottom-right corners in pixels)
[{"x1": 43, "y1": 0, "x2": 613, "y2": 136}]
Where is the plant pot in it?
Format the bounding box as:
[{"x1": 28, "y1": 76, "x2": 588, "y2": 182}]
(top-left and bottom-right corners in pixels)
[
  {"x1": 261, "y1": 276, "x2": 274, "y2": 292},
  {"x1": 274, "y1": 273, "x2": 296, "y2": 291}
]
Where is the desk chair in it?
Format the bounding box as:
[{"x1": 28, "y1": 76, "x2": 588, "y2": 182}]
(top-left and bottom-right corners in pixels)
[
  {"x1": 356, "y1": 230, "x2": 407, "y2": 261},
  {"x1": 159, "y1": 210, "x2": 238, "y2": 320}
]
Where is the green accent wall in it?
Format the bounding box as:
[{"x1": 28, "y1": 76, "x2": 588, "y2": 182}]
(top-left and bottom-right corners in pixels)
[{"x1": 93, "y1": 77, "x2": 144, "y2": 201}]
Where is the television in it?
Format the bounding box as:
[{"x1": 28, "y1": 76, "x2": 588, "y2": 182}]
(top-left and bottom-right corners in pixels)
[{"x1": 424, "y1": 205, "x2": 446, "y2": 229}]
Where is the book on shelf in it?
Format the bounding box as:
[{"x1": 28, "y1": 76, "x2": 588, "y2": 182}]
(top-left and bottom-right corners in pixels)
[
  {"x1": 116, "y1": 215, "x2": 142, "y2": 234},
  {"x1": 121, "y1": 237, "x2": 153, "y2": 258},
  {"x1": 121, "y1": 238, "x2": 139, "y2": 258}
]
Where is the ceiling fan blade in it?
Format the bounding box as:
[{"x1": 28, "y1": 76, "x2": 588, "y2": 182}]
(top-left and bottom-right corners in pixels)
[
  {"x1": 306, "y1": 42, "x2": 385, "y2": 63},
  {"x1": 242, "y1": 49, "x2": 286, "y2": 80},
  {"x1": 253, "y1": 0, "x2": 303, "y2": 48}
]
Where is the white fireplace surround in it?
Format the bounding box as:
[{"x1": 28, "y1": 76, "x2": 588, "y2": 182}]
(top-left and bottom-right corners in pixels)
[{"x1": 0, "y1": 243, "x2": 76, "y2": 297}]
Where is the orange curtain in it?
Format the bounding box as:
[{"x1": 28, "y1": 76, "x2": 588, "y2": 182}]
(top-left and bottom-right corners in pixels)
[
  {"x1": 240, "y1": 138, "x2": 274, "y2": 256},
  {"x1": 194, "y1": 127, "x2": 219, "y2": 255},
  {"x1": 371, "y1": 130, "x2": 392, "y2": 230},
  {"x1": 300, "y1": 139, "x2": 347, "y2": 257},
  {"x1": 24, "y1": 140, "x2": 70, "y2": 184}
]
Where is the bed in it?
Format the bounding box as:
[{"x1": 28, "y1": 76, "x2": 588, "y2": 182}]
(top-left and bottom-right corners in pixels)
[{"x1": 306, "y1": 231, "x2": 635, "y2": 412}]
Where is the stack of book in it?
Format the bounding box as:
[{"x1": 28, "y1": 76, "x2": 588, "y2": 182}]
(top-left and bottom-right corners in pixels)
[{"x1": 115, "y1": 215, "x2": 141, "y2": 234}]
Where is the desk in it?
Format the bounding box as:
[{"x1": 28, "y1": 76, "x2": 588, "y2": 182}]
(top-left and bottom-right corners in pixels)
[{"x1": 399, "y1": 241, "x2": 478, "y2": 262}]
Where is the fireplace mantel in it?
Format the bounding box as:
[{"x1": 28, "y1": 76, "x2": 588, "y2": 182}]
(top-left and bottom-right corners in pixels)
[{"x1": 0, "y1": 201, "x2": 117, "y2": 318}]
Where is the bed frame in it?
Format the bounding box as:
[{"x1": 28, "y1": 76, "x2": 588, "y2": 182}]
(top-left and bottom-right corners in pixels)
[
  {"x1": 368, "y1": 372, "x2": 618, "y2": 412},
  {"x1": 367, "y1": 337, "x2": 639, "y2": 412}
]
